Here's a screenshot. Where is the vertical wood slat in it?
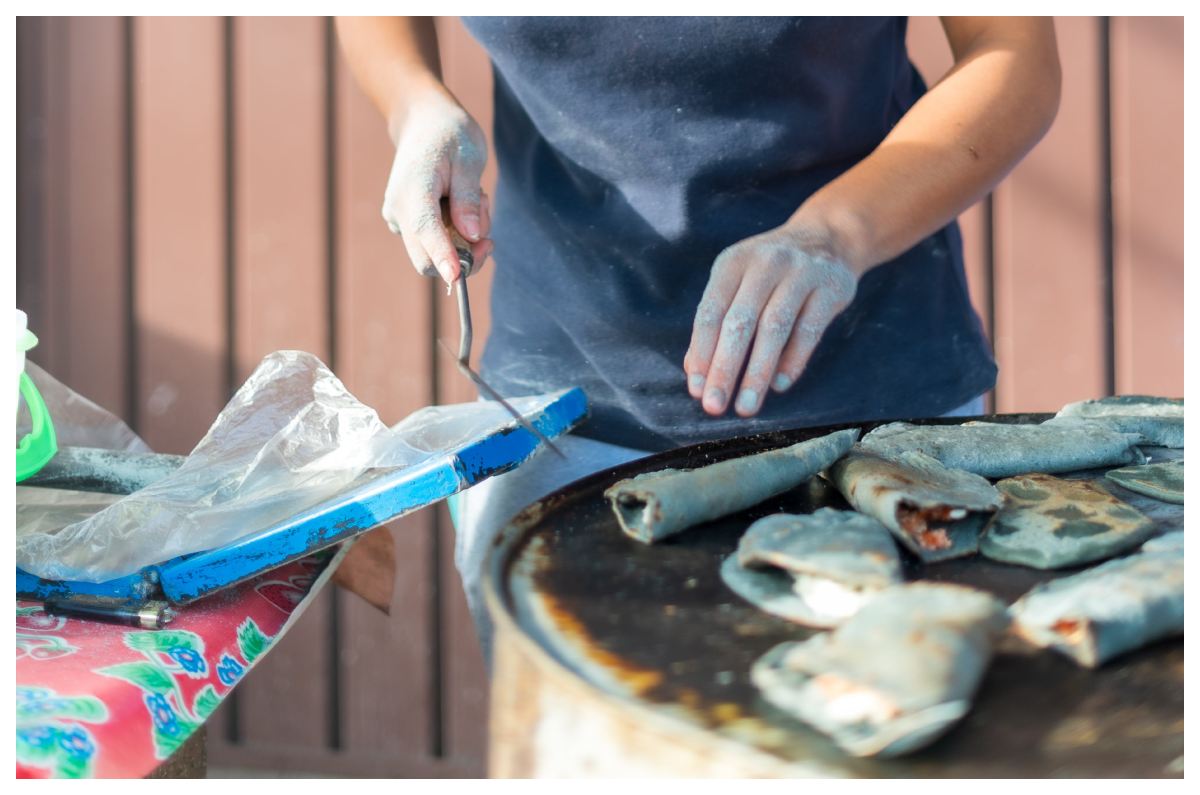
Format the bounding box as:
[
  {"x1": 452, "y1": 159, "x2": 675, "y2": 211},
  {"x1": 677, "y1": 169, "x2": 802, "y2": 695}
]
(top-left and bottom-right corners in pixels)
[
  {"x1": 219, "y1": 15, "x2": 334, "y2": 755},
  {"x1": 16, "y1": 17, "x2": 52, "y2": 364},
  {"x1": 132, "y1": 16, "x2": 227, "y2": 454},
  {"x1": 992, "y1": 17, "x2": 1108, "y2": 413},
  {"x1": 1110, "y1": 17, "x2": 1184, "y2": 397},
  {"x1": 433, "y1": 16, "x2": 493, "y2": 771},
  {"x1": 333, "y1": 38, "x2": 436, "y2": 762},
  {"x1": 59, "y1": 18, "x2": 130, "y2": 416},
  {"x1": 35, "y1": 18, "x2": 70, "y2": 376},
  {"x1": 231, "y1": 17, "x2": 330, "y2": 375},
  {"x1": 16, "y1": 18, "x2": 129, "y2": 417}
]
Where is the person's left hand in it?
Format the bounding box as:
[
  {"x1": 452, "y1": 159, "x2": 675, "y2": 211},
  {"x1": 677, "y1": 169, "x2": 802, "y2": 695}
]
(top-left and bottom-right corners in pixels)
[{"x1": 683, "y1": 224, "x2": 859, "y2": 417}]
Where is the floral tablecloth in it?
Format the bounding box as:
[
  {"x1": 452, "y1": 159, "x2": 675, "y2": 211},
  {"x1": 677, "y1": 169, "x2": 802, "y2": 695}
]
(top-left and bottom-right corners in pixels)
[{"x1": 16, "y1": 549, "x2": 342, "y2": 778}]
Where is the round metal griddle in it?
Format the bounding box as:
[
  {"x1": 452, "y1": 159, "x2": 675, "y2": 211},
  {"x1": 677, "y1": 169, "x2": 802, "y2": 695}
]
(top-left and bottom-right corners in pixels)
[{"x1": 485, "y1": 414, "x2": 1183, "y2": 778}]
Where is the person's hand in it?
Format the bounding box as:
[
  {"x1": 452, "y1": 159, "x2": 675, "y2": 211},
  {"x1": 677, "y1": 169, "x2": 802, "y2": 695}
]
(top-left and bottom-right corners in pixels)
[
  {"x1": 383, "y1": 90, "x2": 493, "y2": 285},
  {"x1": 683, "y1": 225, "x2": 859, "y2": 418}
]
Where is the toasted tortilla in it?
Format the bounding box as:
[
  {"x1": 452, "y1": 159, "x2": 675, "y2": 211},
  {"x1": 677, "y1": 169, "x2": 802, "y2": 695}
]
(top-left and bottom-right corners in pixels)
[
  {"x1": 719, "y1": 555, "x2": 834, "y2": 628},
  {"x1": 751, "y1": 583, "x2": 1008, "y2": 758},
  {"x1": 1009, "y1": 544, "x2": 1183, "y2": 667},
  {"x1": 1105, "y1": 460, "x2": 1184, "y2": 504},
  {"x1": 859, "y1": 419, "x2": 1146, "y2": 479},
  {"x1": 1141, "y1": 531, "x2": 1183, "y2": 554},
  {"x1": 826, "y1": 448, "x2": 1002, "y2": 562},
  {"x1": 720, "y1": 509, "x2": 901, "y2": 628},
  {"x1": 605, "y1": 428, "x2": 859, "y2": 543},
  {"x1": 1058, "y1": 395, "x2": 1183, "y2": 448},
  {"x1": 1061, "y1": 395, "x2": 1183, "y2": 417},
  {"x1": 981, "y1": 474, "x2": 1155, "y2": 569},
  {"x1": 737, "y1": 509, "x2": 902, "y2": 588}
]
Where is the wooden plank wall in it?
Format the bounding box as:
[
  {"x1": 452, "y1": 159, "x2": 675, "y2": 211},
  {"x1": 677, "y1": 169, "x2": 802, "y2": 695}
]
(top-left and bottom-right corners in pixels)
[
  {"x1": 15, "y1": 16, "x2": 1183, "y2": 777},
  {"x1": 907, "y1": 16, "x2": 1184, "y2": 409}
]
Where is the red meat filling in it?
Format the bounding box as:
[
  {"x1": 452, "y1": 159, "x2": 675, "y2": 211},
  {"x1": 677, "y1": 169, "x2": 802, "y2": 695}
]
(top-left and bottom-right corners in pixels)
[{"x1": 896, "y1": 504, "x2": 964, "y2": 550}]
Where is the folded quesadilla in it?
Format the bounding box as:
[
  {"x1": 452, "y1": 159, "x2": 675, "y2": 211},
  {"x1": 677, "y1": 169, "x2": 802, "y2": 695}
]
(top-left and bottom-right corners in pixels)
[
  {"x1": 981, "y1": 474, "x2": 1155, "y2": 569},
  {"x1": 720, "y1": 508, "x2": 901, "y2": 627},
  {"x1": 1057, "y1": 395, "x2": 1183, "y2": 449},
  {"x1": 751, "y1": 583, "x2": 1008, "y2": 757},
  {"x1": 1105, "y1": 460, "x2": 1184, "y2": 504},
  {"x1": 605, "y1": 428, "x2": 859, "y2": 543},
  {"x1": 826, "y1": 448, "x2": 1002, "y2": 562},
  {"x1": 859, "y1": 419, "x2": 1146, "y2": 479},
  {"x1": 1009, "y1": 544, "x2": 1183, "y2": 667}
]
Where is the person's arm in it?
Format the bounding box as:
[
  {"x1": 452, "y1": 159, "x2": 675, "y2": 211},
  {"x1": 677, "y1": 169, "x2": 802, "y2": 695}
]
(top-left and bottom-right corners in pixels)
[
  {"x1": 685, "y1": 17, "x2": 1060, "y2": 417},
  {"x1": 335, "y1": 17, "x2": 492, "y2": 284}
]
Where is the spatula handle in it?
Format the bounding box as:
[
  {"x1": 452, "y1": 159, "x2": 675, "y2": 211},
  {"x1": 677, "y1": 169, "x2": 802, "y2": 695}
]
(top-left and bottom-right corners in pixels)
[{"x1": 440, "y1": 197, "x2": 474, "y2": 278}]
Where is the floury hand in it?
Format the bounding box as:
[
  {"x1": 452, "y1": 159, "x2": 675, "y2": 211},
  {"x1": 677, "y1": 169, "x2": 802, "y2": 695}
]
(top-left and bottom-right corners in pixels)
[
  {"x1": 381, "y1": 87, "x2": 493, "y2": 286},
  {"x1": 684, "y1": 223, "x2": 859, "y2": 418}
]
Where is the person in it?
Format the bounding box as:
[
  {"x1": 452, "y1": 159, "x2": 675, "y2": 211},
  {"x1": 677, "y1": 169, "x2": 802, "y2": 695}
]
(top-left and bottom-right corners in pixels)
[{"x1": 336, "y1": 17, "x2": 1061, "y2": 660}]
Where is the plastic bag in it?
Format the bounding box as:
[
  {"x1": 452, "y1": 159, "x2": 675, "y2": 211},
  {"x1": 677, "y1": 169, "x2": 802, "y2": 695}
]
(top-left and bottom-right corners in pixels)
[
  {"x1": 16, "y1": 350, "x2": 562, "y2": 583},
  {"x1": 17, "y1": 360, "x2": 152, "y2": 454},
  {"x1": 16, "y1": 486, "x2": 124, "y2": 536}
]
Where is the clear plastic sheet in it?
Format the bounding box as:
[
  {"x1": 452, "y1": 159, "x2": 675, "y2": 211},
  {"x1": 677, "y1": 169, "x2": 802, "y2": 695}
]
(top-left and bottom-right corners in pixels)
[
  {"x1": 17, "y1": 361, "x2": 152, "y2": 454},
  {"x1": 16, "y1": 350, "x2": 561, "y2": 583},
  {"x1": 16, "y1": 486, "x2": 124, "y2": 537}
]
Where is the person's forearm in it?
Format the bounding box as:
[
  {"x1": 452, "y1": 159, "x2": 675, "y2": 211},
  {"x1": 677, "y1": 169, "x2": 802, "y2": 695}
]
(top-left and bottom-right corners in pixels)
[
  {"x1": 334, "y1": 17, "x2": 449, "y2": 142},
  {"x1": 791, "y1": 17, "x2": 1061, "y2": 275},
  {"x1": 336, "y1": 17, "x2": 492, "y2": 284}
]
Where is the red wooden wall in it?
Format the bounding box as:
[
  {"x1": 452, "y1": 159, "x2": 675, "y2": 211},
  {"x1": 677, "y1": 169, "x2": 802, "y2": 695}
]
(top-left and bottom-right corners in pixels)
[{"x1": 15, "y1": 16, "x2": 1182, "y2": 777}]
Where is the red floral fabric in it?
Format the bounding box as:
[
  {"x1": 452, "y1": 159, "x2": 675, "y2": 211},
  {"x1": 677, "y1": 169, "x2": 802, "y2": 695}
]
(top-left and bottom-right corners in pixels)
[{"x1": 16, "y1": 554, "x2": 332, "y2": 778}]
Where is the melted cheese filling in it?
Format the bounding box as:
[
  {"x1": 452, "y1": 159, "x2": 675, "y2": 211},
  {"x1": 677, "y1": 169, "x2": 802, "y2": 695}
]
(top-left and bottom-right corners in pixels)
[
  {"x1": 810, "y1": 674, "x2": 900, "y2": 724},
  {"x1": 792, "y1": 574, "x2": 872, "y2": 621}
]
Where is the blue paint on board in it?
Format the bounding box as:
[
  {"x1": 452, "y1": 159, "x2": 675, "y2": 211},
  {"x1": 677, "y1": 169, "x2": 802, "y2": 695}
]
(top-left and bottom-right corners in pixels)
[
  {"x1": 16, "y1": 566, "x2": 157, "y2": 602},
  {"x1": 157, "y1": 459, "x2": 464, "y2": 603}
]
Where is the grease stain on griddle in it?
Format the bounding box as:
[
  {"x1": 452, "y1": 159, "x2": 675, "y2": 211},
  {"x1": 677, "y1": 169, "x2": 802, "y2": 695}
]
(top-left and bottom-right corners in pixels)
[{"x1": 536, "y1": 589, "x2": 664, "y2": 695}]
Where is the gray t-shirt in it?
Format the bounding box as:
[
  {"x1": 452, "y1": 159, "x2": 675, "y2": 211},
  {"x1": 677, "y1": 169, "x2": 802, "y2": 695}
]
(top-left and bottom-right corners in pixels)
[{"x1": 463, "y1": 17, "x2": 996, "y2": 450}]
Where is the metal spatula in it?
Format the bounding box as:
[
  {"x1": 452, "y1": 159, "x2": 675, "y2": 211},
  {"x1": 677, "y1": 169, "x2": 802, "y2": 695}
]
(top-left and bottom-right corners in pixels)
[{"x1": 440, "y1": 201, "x2": 567, "y2": 460}]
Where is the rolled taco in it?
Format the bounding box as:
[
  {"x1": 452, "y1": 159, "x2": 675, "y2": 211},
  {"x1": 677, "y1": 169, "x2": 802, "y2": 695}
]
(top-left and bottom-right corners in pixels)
[
  {"x1": 605, "y1": 428, "x2": 859, "y2": 543},
  {"x1": 827, "y1": 448, "x2": 1002, "y2": 562},
  {"x1": 859, "y1": 419, "x2": 1146, "y2": 479}
]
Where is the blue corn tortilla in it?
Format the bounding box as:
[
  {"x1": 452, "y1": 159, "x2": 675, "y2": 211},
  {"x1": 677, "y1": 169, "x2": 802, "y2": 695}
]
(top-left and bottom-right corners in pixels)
[
  {"x1": 859, "y1": 418, "x2": 1146, "y2": 479},
  {"x1": 1141, "y1": 531, "x2": 1183, "y2": 554},
  {"x1": 720, "y1": 508, "x2": 901, "y2": 628},
  {"x1": 1009, "y1": 544, "x2": 1183, "y2": 667},
  {"x1": 981, "y1": 474, "x2": 1156, "y2": 569},
  {"x1": 1105, "y1": 460, "x2": 1184, "y2": 504},
  {"x1": 751, "y1": 583, "x2": 1008, "y2": 758},
  {"x1": 604, "y1": 428, "x2": 859, "y2": 543},
  {"x1": 827, "y1": 448, "x2": 1002, "y2": 562},
  {"x1": 736, "y1": 509, "x2": 901, "y2": 588},
  {"x1": 1057, "y1": 395, "x2": 1183, "y2": 449}
]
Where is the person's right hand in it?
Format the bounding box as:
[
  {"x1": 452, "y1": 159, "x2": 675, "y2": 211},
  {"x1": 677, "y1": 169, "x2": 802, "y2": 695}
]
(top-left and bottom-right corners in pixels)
[{"x1": 383, "y1": 90, "x2": 493, "y2": 285}]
